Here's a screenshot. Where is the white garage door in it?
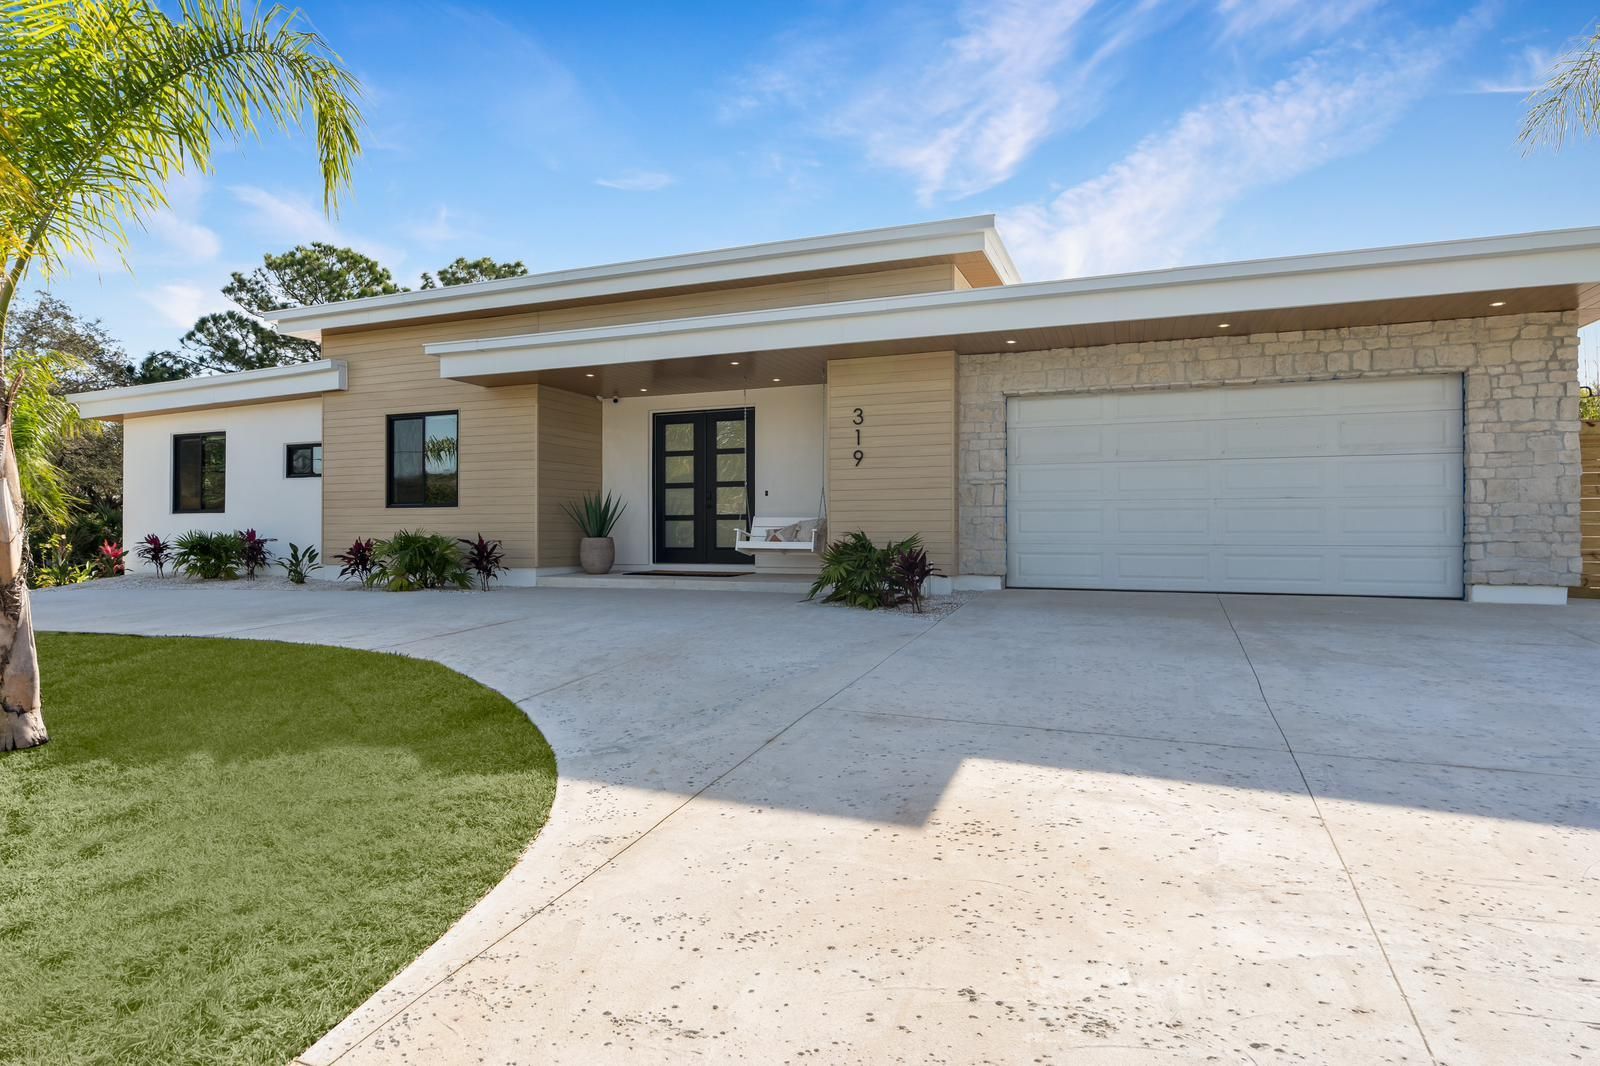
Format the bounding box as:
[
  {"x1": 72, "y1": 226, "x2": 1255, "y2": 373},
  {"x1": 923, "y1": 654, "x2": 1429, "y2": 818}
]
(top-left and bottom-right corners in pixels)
[{"x1": 1006, "y1": 376, "x2": 1464, "y2": 597}]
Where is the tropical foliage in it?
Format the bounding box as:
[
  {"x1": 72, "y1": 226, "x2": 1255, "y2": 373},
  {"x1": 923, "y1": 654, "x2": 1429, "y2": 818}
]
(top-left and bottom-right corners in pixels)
[
  {"x1": 135, "y1": 533, "x2": 172, "y2": 577},
  {"x1": 561, "y1": 491, "x2": 627, "y2": 538},
  {"x1": 276, "y1": 542, "x2": 321, "y2": 584},
  {"x1": 459, "y1": 533, "x2": 508, "y2": 590},
  {"x1": 237, "y1": 527, "x2": 274, "y2": 578},
  {"x1": 806, "y1": 531, "x2": 936, "y2": 610},
  {"x1": 0, "y1": 0, "x2": 363, "y2": 749},
  {"x1": 173, "y1": 529, "x2": 244, "y2": 580},
  {"x1": 368, "y1": 529, "x2": 471, "y2": 591},
  {"x1": 334, "y1": 537, "x2": 377, "y2": 582}
]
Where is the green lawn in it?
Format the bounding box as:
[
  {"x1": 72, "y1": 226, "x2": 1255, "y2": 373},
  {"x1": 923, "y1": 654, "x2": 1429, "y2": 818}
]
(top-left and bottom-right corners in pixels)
[{"x1": 0, "y1": 633, "x2": 557, "y2": 1066}]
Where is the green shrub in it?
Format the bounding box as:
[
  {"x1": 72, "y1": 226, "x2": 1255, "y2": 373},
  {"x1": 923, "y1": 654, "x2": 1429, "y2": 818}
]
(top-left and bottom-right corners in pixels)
[
  {"x1": 369, "y1": 530, "x2": 471, "y2": 591},
  {"x1": 173, "y1": 530, "x2": 245, "y2": 580},
  {"x1": 806, "y1": 531, "x2": 924, "y2": 609},
  {"x1": 277, "y1": 543, "x2": 322, "y2": 585}
]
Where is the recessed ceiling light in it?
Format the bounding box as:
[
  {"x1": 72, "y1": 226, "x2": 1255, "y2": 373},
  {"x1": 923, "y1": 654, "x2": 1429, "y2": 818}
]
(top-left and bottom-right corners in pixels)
[
  {"x1": 1218, "y1": 322, "x2": 1231, "y2": 328},
  {"x1": 639, "y1": 388, "x2": 648, "y2": 392},
  {"x1": 730, "y1": 360, "x2": 740, "y2": 365},
  {"x1": 1005, "y1": 339, "x2": 1017, "y2": 345},
  {"x1": 772, "y1": 377, "x2": 781, "y2": 382},
  {"x1": 1489, "y1": 300, "x2": 1506, "y2": 307},
  {"x1": 585, "y1": 372, "x2": 595, "y2": 378}
]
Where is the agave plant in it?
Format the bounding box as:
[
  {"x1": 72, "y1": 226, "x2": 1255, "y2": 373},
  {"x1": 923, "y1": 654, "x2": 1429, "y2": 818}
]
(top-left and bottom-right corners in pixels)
[{"x1": 561, "y1": 491, "x2": 627, "y2": 539}]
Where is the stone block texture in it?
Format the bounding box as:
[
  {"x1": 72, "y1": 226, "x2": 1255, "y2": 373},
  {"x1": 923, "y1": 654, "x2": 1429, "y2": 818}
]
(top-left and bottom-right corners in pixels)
[{"x1": 957, "y1": 312, "x2": 1583, "y2": 588}]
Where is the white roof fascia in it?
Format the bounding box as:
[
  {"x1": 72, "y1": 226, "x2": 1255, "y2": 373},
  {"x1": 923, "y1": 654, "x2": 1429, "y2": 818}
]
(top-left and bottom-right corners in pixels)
[
  {"x1": 424, "y1": 228, "x2": 1600, "y2": 377},
  {"x1": 263, "y1": 216, "x2": 1015, "y2": 338},
  {"x1": 68, "y1": 359, "x2": 347, "y2": 420}
]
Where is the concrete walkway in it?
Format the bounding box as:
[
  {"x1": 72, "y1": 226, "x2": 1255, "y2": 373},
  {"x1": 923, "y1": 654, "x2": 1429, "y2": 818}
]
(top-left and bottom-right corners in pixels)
[{"x1": 35, "y1": 581, "x2": 1600, "y2": 1065}]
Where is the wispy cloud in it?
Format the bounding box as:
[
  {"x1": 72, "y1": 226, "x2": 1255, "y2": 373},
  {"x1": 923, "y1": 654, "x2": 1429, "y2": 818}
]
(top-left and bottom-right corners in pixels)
[
  {"x1": 140, "y1": 173, "x2": 221, "y2": 262},
  {"x1": 1216, "y1": 0, "x2": 1382, "y2": 45},
  {"x1": 1471, "y1": 45, "x2": 1553, "y2": 93},
  {"x1": 724, "y1": 0, "x2": 1173, "y2": 205},
  {"x1": 139, "y1": 282, "x2": 231, "y2": 330},
  {"x1": 228, "y1": 185, "x2": 402, "y2": 265},
  {"x1": 595, "y1": 171, "x2": 676, "y2": 192},
  {"x1": 1000, "y1": 31, "x2": 1472, "y2": 280}
]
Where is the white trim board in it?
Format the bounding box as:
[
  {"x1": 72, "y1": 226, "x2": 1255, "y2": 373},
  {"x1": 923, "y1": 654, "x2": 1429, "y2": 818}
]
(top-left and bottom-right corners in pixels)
[
  {"x1": 424, "y1": 227, "x2": 1600, "y2": 378},
  {"x1": 264, "y1": 216, "x2": 1018, "y2": 338},
  {"x1": 69, "y1": 360, "x2": 347, "y2": 420}
]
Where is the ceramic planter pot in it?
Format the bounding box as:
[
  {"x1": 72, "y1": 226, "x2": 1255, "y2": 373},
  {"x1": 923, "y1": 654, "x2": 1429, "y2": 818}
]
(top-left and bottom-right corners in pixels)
[{"x1": 579, "y1": 537, "x2": 615, "y2": 575}]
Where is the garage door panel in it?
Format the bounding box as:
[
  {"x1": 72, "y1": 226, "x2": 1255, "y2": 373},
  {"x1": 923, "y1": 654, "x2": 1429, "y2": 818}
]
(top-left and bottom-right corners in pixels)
[
  {"x1": 1006, "y1": 377, "x2": 1464, "y2": 597},
  {"x1": 1010, "y1": 424, "x2": 1105, "y2": 463},
  {"x1": 1010, "y1": 464, "x2": 1108, "y2": 498},
  {"x1": 1010, "y1": 506, "x2": 1104, "y2": 536},
  {"x1": 1336, "y1": 411, "x2": 1461, "y2": 452},
  {"x1": 1337, "y1": 454, "x2": 1459, "y2": 493}
]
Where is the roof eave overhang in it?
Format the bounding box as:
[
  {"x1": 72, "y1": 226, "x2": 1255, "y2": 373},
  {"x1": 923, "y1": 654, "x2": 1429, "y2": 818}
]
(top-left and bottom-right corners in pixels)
[
  {"x1": 425, "y1": 229, "x2": 1600, "y2": 381},
  {"x1": 263, "y1": 215, "x2": 1016, "y2": 340},
  {"x1": 68, "y1": 359, "x2": 348, "y2": 421}
]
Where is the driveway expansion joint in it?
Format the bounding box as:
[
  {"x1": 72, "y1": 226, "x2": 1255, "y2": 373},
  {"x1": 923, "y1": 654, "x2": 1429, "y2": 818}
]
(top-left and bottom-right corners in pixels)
[{"x1": 1217, "y1": 594, "x2": 1440, "y2": 1066}]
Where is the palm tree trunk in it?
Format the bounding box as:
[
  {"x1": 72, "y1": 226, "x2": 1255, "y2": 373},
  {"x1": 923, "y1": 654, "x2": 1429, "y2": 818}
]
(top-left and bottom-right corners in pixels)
[{"x1": 0, "y1": 416, "x2": 45, "y2": 751}]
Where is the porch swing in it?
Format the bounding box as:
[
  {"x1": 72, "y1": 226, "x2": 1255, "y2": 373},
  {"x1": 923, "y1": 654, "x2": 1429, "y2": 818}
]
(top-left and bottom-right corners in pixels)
[{"x1": 729, "y1": 378, "x2": 825, "y2": 557}]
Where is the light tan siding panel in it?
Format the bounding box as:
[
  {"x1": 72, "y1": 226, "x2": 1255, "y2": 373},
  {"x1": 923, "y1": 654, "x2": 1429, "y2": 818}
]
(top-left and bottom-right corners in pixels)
[
  {"x1": 826, "y1": 352, "x2": 957, "y2": 572},
  {"x1": 536, "y1": 386, "x2": 602, "y2": 567}
]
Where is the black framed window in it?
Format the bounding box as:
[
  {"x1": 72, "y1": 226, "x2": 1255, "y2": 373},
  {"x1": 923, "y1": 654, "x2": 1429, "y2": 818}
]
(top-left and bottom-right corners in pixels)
[
  {"x1": 173, "y1": 432, "x2": 226, "y2": 513},
  {"x1": 387, "y1": 412, "x2": 458, "y2": 507},
  {"x1": 286, "y1": 442, "x2": 322, "y2": 478}
]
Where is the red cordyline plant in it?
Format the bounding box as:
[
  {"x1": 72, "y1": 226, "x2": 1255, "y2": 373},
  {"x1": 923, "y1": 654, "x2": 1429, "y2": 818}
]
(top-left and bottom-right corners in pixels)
[
  {"x1": 458, "y1": 534, "x2": 507, "y2": 590},
  {"x1": 95, "y1": 540, "x2": 126, "y2": 578},
  {"x1": 335, "y1": 538, "x2": 377, "y2": 583},
  {"x1": 236, "y1": 529, "x2": 275, "y2": 578},
  {"x1": 136, "y1": 534, "x2": 172, "y2": 577}
]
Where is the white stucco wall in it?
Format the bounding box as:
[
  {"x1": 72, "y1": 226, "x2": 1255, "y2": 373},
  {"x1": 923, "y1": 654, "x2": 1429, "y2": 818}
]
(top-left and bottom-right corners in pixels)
[
  {"x1": 121, "y1": 398, "x2": 324, "y2": 573},
  {"x1": 601, "y1": 385, "x2": 825, "y2": 568}
]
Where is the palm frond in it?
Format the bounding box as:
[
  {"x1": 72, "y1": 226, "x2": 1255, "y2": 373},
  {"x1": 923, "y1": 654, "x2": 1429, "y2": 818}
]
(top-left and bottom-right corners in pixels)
[{"x1": 1521, "y1": 24, "x2": 1600, "y2": 150}]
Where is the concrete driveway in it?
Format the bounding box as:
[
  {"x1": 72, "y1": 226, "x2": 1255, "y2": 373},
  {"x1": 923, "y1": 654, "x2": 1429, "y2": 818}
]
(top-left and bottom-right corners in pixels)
[{"x1": 34, "y1": 582, "x2": 1600, "y2": 1065}]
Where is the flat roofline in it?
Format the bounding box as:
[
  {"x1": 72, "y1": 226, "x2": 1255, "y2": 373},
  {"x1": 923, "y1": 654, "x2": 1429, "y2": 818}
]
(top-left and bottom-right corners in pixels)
[
  {"x1": 69, "y1": 359, "x2": 347, "y2": 421},
  {"x1": 424, "y1": 226, "x2": 1600, "y2": 377},
  {"x1": 263, "y1": 215, "x2": 1019, "y2": 339}
]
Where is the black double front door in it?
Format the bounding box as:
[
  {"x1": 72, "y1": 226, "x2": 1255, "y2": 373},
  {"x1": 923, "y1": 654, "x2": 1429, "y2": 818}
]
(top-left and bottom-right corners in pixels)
[{"x1": 653, "y1": 408, "x2": 755, "y2": 566}]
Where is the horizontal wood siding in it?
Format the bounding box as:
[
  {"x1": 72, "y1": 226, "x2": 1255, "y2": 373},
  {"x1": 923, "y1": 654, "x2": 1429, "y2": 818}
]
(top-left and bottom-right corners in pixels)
[
  {"x1": 321, "y1": 329, "x2": 541, "y2": 567},
  {"x1": 537, "y1": 386, "x2": 602, "y2": 567},
  {"x1": 318, "y1": 265, "x2": 962, "y2": 569},
  {"x1": 826, "y1": 352, "x2": 957, "y2": 572}
]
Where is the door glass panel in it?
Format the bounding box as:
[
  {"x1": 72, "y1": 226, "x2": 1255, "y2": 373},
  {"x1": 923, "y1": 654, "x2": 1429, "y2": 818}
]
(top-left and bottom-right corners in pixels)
[
  {"x1": 664, "y1": 520, "x2": 694, "y2": 548},
  {"x1": 715, "y1": 419, "x2": 746, "y2": 449},
  {"x1": 715, "y1": 453, "x2": 745, "y2": 481},
  {"x1": 664, "y1": 455, "x2": 694, "y2": 483},
  {"x1": 716, "y1": 520, "x2": 741, "y2": 548},
  {"x1": 665, "y1": 423, "x2": 694, "y2": 451},
  {"x1": 716, "y1": 487, "x2": 747, "y2": 515},
  {"x1": 664, "y1": 488, "x2": 694, "y2": 516}
]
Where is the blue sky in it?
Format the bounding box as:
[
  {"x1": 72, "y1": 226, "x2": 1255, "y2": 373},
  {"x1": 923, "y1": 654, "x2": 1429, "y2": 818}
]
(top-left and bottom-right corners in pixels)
[{"x1": 41, "y1": 1, "x2": 1600, "y2": 371}]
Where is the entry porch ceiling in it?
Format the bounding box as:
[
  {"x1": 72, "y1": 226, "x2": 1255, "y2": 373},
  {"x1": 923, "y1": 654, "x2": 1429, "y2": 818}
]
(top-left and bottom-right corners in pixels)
[{"x1": 445, "y1": 283, "x2": 1585, "y2": 399}]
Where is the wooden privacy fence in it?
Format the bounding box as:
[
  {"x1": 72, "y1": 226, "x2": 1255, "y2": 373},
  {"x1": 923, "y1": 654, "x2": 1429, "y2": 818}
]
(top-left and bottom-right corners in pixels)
[{"x1": 1582, "y1": 422, "x2": 1600, "y2": 597}]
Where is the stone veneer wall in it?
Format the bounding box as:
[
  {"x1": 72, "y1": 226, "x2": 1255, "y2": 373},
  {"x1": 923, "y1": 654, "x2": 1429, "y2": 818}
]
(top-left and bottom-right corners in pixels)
[{"x1": 957, "y1": 311, "x2": 1583, "y2": 589}]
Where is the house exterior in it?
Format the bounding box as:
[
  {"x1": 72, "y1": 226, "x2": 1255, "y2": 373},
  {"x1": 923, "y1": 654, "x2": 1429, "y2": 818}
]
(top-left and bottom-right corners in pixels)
[{"x1": 70, "y1": 216, "x2": 1600, "y2": 603}]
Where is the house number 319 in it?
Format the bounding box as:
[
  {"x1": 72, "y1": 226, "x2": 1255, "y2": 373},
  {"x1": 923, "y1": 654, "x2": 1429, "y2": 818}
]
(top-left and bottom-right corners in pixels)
[{"x1": 851, "y1": 407, "x2": 864, "y2": 466}]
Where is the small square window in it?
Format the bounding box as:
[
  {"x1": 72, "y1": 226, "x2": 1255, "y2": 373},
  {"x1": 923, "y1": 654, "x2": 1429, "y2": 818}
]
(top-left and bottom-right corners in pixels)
[{"x1": 286, "y1": 443, "x2": 322, "y2": 478}]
